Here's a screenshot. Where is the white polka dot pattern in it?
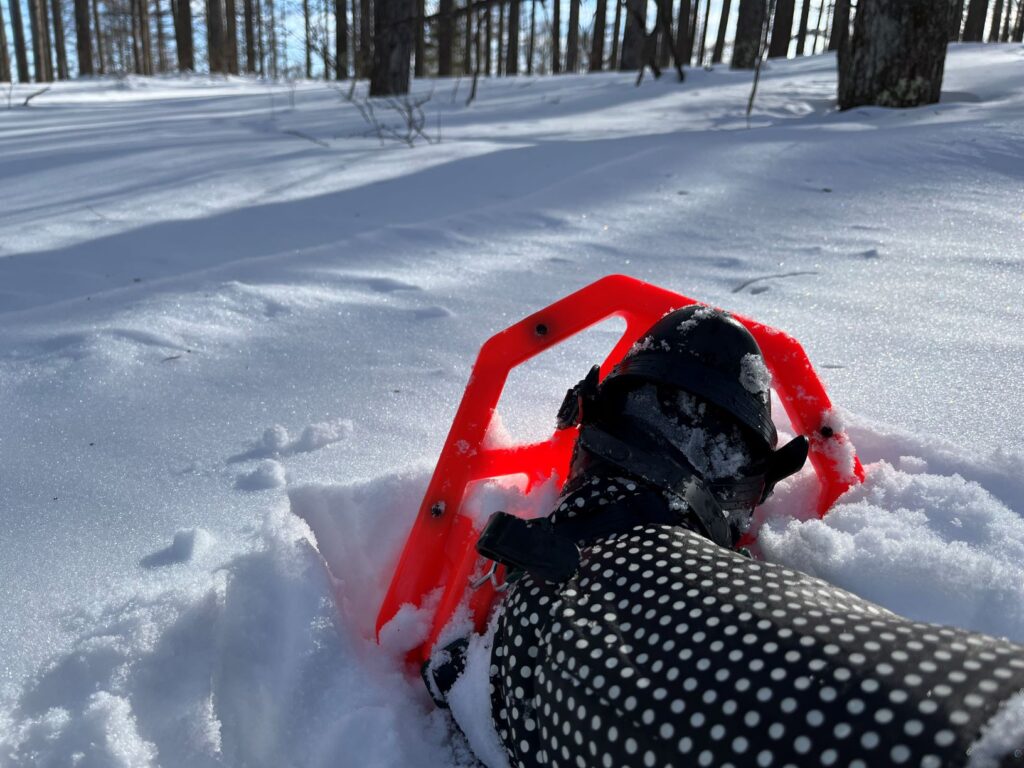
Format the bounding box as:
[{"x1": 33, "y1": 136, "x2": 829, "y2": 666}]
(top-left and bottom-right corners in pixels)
[{"x1": 489, "y1": 524, "x2": 1024, "y2": 768}]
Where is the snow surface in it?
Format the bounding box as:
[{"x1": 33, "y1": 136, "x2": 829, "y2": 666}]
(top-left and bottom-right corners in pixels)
[{"x1": 1, "y1": 44, "x2": 1024, "y2": 766}]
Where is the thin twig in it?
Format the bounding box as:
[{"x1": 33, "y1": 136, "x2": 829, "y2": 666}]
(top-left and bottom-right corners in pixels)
[{"x1": 22, "y1": 87, "x2": 51, "y2": 107}]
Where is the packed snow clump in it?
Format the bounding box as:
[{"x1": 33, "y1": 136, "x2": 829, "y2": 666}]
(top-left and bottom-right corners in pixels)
[{"x1": 739, "y1": 352, "x2": 771, "y2": 396}]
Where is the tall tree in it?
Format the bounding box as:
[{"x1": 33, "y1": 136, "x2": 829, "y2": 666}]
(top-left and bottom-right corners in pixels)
[
  {"x1": 27, "y1": 0, "x2": 46, "y2": 80},
  {"x1": 138, "y1": 0, "x2": 153, "y2": 73},
  {"x1": 225, "y1": 0, "x2": 238, "y2": 72},
  {"x1": 655, "y1": 0, "x2": 670, "y2": 67},
  {"x1": 414, "y1": 0, "x2": 424, "y2": 76},
  {"x1": 302, "y1": 0, "x2": 311, "y2": 75},
  {"x1": 794, "y1": 0, "x2": 811, "y2": 54},
  {"x1": 696, "y1": 0, "x2": 710, "y2": 64},
  {"x1": 687, "y1": 0, "x2": 699, "y2": 60},
  {"x1": 155, "y1": 0, "x2": 168, "y2": 70},
  {"x1": 828, "y1": 0, "x2": 849, "y2": 51},
  {"x1": 506, "y1": 0, "x2": 519, "y2": 72},
  {"x1": 172, "y1": 0, "x2": 193, "y2": 69},
  {"x1": 949, "y1": 0, "x2": 965, "y2": 39},
  {"x1": 483, "y1": 0, "x2": 491, "y2": 72},
  {"x1": 50, "y1": 0, "x2": 68, "y2": 77},
  {"x1": 1014, "y1": 0, "x2": 1024, "y2": 40},
  {"x1": 243, "y1": 0, "x2": 255, "y2": 71},
  {"x1": 207, "y1": 0, "x2": 224, "y2": 71},
  {"x1": 838, "y1": 0, "x2": 949, "y2": 110},
  {"x1": 438, "y1": 0, "x2": 453, "y2": 74},
  {"x1": 550, "y1": 0, "x2": 559, "y2": 71},
  {"x1": 609, "y1": 0, "x2": 621, "y2": 67},
  {"x1": 39, "y1": 0, "x2": 54, "y2": 79},
  {"x1": 73, "y1": 0, "x2": 92, "y2": 73},
  {"x1": 0, "y1": 0, "x2": 10, "y2": 81},
  {"x1": 998, "y1": 0, "x2": 1012, "y2": 39},
  {"x1": 464, "y1": 0, "x2": 473, "y2": 73},
  {"x1": 732, "y1": 0, "x2": 764, "y2": 68},
  {"x1": 674, "y1": 0, "x2": 690, "y2": 64},
  {"x1": 711, "y1": 0, "x2": 732, "y2": 63},
  {"x1": 369, "y1": 0, "x2": 413, "y2": 93},
  {"x1": 267, "y1": 0, "x2": 277, "y2": 74},
  {"x1": 768, "y1": 0, "x2": 794, "y2": 57},
  {"x1": 618, "y1": 0, "x2": 644, "y2": 69},
  {"x1": 497, "y1": 0, "x2": 504, "y2": 72},
  {"x1": 565, "y1": 0, "x2": 579, "y2": 70},
  {"x1": 10, "y1": 0, "x2": 31, "y2": 81},
  {"x1": 589, "y1": 0, "x2": 606, "y2": 70},
  {"x1": 526, "y1": 0, "x2": 535, "y2": 72},
  {"x1": 336, "y1": 0, "x2": 348, "y2": 76},
  {"x1": 989, "y1": 0, "x2": 1003, "y2": 38},
  {"x1": 961, "y1": 0, "x2": 989, "y2": 39},
  {"x1": 91, "y1": 0, "x2": 104, "y2": 72},
  {"x1": 359, "y1": 0, "x2": 371, "y2": 76}
]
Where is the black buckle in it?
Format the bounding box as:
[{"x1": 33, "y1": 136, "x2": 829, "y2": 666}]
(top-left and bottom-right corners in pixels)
[
  {"x1": 476, "y1": 512, "x2": 580, "y2": 585},
  {"x1": 421, "y1": 638, "x2": 469, "y2": 708},
  {"x1": 556, "y1": 365, "x2": 601, "y2": 430}
]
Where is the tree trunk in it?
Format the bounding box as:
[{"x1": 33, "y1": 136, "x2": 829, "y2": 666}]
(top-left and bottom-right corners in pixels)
[
  {"x1": 243, "y1": 0, "x2": 255, "y2": 70},
  {"x1": 0, "y1": 0, "x2": 10, "y2": 82},
  {"x1": 810, "y1": 0, "x2": 825, "y2": 53},
  {"x1": 655, "y1": 0, "x2": 670, "y2": 67},
  {"x1": 1013, "y1": 0, "x2": 1024, "y2": 40},
  {"x1": 838, "y1": 0, "x2": 949, "y2": 110},
  {"x1": 359, "y1": 0, "x2": 371, "y2": 76},
  {"x1": 438, "y1": 0, "x2": 452, "y2": 74},
  {"x1": 137, "y1": 0, "x2": 153, "y2": 73},
  {"x1": 565, "y1": 0, "x2": 579, "y2": 70},
  {"x1": 267, "y1": 0, "x2": 277, "y2": 75},
  {"x1": 302, "y1": 0, "x2": 311, "y2": 75},
  {"x1": 464, "y1": 0, "x2": 473, "y2": 72},
  {"x1": 336, "y1": 0, "x2": 348, "y2": 76},
  {"x1": 73, "y1": 0, "x2": 92, "y2": 74},
  {"x1": 497, "y1": 0, "x2": 505, "y2": 73},
  {"x1": 155, "y1": 0, "x2": 168, "y2": 71},
  {"x1": 609, "y1": 0, "x2": 621, "y2": 67},
  {"x1": 207, "y1": 0, "x2": 224, "y2": 71},
  {"x1": 948, "y1": 0, "x2": 965, "y2": 38},
  {"x1": 225, "y1": 0, "x2": 238, "y2": 72},
  {"x1": 731, "y1": 0, "x2": 763, "y2": 68},
  {"x1": 173, "y1": 0, "x2": 194, "y2": 69},
  {"x1": 988, "y1": 0, "x2": 1003, "y2": 38},
  {"x1": 506, "y1": 0, "x2": 519, "y2": 72},
  {"x1": 27, "y1": 0, "x2": 45, "y2": 80},
  {"x1": 696, "y1": 0, "x2": 710, "y2": 64},
  {"x1": 484, "y1": 0, "x2": 491, "y2": 73},
  {"x1": 550, "y1": 0, "x2": 559, "y2": 71},
  {"x1": 711, "y1": 0, "x2": 731, "y2": 62},
  {"x1": 768, "y1": 0, "x2": 794, "y2": 57},
  {"x1": 369, "y1": 0, "x2": 413, "y2": 93},
  {"x1": 526, "y1": 0, "x2": 535, "y2": 72},
  {"x1": 50, "y1": 0, "x2": 68, "y2": 77},
  {"x1": 618, "y1": 0, "x2": 644, "y2": 69},
  {"x1": 794, "y1": 0, "x2": 811, "y2": 54},
  {"x1": 828, "y1": 0, "x2": 849, "y2": 51},
  {"x1": 91, "y1": 0, "x2": 104, "y2": 71},
  {"x1": 687, "y1": 0, "x2": 698, "y2": 59},
  {"x1": 589, "y1": 0, "x2": 605, "y2": 69},
  {"x1": 998, "y1": 0, "x2": 1012, "y2": 39},
  {"x1": 40, "y1": 0, "x2": 55, "y2": 79},
  {"x1": 961, "y1": 0, "x2": 989, "y2": 39},
  {"x1": 10, "y1": 0, "x2": 31, "y2": 81},
  {"x1": 674, "y1": 0, "x2": 690, "y2": 64},
  {"x1": 414, "y1": 0, "x2": 424, "y2": 76}
]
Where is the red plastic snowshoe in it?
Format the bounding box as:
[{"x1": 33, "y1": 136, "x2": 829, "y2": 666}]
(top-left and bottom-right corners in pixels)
[{"x1": 377, "y1": 275, "x2": 864, "y2": 664}]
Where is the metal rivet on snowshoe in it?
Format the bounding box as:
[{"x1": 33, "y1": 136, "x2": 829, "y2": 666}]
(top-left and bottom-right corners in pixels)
[
  {"x1": 820, "y1": 426, "x2": 834, "y2": 438},
  {"x1": 535, "y1": 323, "x2": 549, "y2": 336},
  {"x1": 430, "y1": 502, "x2": 445, "y2": 518}
]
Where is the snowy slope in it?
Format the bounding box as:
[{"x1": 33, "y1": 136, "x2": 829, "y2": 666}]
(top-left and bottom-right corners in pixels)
[{"x1": 1, "y1": 44, "x2": 1023, "y2": 766}]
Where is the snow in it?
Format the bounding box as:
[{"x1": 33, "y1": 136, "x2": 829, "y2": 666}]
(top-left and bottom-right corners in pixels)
[{"x1": 2, "y1": 44, "x2": 1024, "y2": 766}]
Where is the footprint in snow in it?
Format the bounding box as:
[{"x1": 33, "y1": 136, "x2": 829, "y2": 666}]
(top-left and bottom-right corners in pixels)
[
  {"x1": 140, "y1": 528, "x2": 212, "y2": 568},
  {"x1": 235, "y1": 459, "x2": 287, "y2": 491},
  {"x1": 228, "y1": 419, "x2": 354, "y2": 464}
]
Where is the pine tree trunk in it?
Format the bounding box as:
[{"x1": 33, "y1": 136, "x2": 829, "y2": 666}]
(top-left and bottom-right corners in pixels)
[
  {"x1": 0, "y1": 0, "x2": 11, "y2": 82},
  {"x1": 207, "y1": 0, "x2": 224, "y2": 71},
  {"x1": 414, "y1": 0, "x2": 424, "y2": 76},
  {"x1": 225, "y1": 0, "x2": 238, "y2": 71},
  {"x1": 838, "y1": 0, "x2": 949, "y2": 110},
  {"x1": 550, "y1": 0, "x2": 559, "y2": 71},
  {"x1": 10, "y1": 0, "x2": 31, "y2": 81},
  {"x1": 565, "y1": 0, "x2": 578, "y2": 70},
  {"x1": 359, "y1": 0, "x2": 371, "y2": 75},
  {"x1": 711, "y1": 0, "x2": 731, "y2": 62},
  {"x1": 497, "y1": 0, "x2": 505, "y2": 73},
  {"x1": 243, "y1": 0, "x2": 255, "y2": 70},
  {"x1": 484, "y1": 0, "x2": 491, "y2": 73},
  {"x1": 155, "y1": 0, "x2": 168, "y2": 70},
  {"x1": 609, "y1": 0, "x2": 621, "y2": 67},
  {"x1": 27, "y1": 0, "x2": 45, "y2": 80},
  {"x1": 731, "y1": 0, "x2": 764, "y2": 68},
  {"x1": 687, "y1": 0, "x2": 698, "y2": 59},
  {"x1": 369, "y1": 0, "x2": 413, "y2": 93},
  {"x1": 336, "y1": 0, "x2": 347, "y2": 76},
  {"x1": 589, "y1": 0, "x2": 605, "y2": 70},
  {"x1": 438, "y1": 0, "x2": 452, "y2": 74},
  {"x1": 50, "y1": 0, "x2": 68, "y2": 77},
  {"x1": 794, "y1": 0, "x2": 811, "y2": 54},
  {"x1": 768, "y1": 0, "x2": 794, "y2": 57},
  {"x1": 618, "y1": 0, "x2": 644, "y2": 69},
  {"x1": 506, "y1": 0, "x2": 519, "y2": 72},
  {"x1": 655, "y1": 0, "x2": 670, "y2": 67},
  {"x1": 173, "y1": 0, "x2": 194, "y2": 69},
  {"x1": 828, "y1": 0, "x2": 849, "y2": 51},
  {"x1": 674, "y1": 0, "x2": 690, "y2": 64},
  {"x1": 1013, "y1": 0, "x2": 1024, "y2": 40},
  {"x1": 91, "y1": 0, "x2": 104, "y2": 72},
  {"x1": 961, "y1": 0, "x2": 989, "y2": 39},
  {"x1": 38, "y1": 0, "x2": 54, "y2": 79},
  {"x1": 302, "y1": 0, "x2": 311, "y2": 75},
  {"x1": 696, "y1": 0, "x2": 710, "y2": 64},
  {"x1": 267, "y1": 0, "x2": 277, "y2": 75},
  {"x1": 988, "y1": 0, "x2": 1003, "y2": 38},
  {"x1": 73, "y1": 0, "x2": 92, "y2": 74},
  {"x1": 811, "y1": 0, "x2": 826, "y2": 53},
  {"x1": 464, "y1": 0, "x2": 473, "y2": 73},
  {"x1": 998, "y1": 0, "x2": 1012, "y2": 39},
  {"x1": 526, "y1": 0, "x2": 535, "y2": 72},
  {"x1": 948, "y1": 0, "x2": 965, "y2": 39}
]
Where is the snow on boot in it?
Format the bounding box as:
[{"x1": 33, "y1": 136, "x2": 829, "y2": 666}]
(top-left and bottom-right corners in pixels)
[{"x1": 483, "y1": 306, "x2": 1024, "y2": 768}]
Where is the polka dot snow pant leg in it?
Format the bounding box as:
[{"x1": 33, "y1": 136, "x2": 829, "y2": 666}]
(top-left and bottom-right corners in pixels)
[{"x1": 489, "y1": 524, "x2": 1024, "y2": 768}]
